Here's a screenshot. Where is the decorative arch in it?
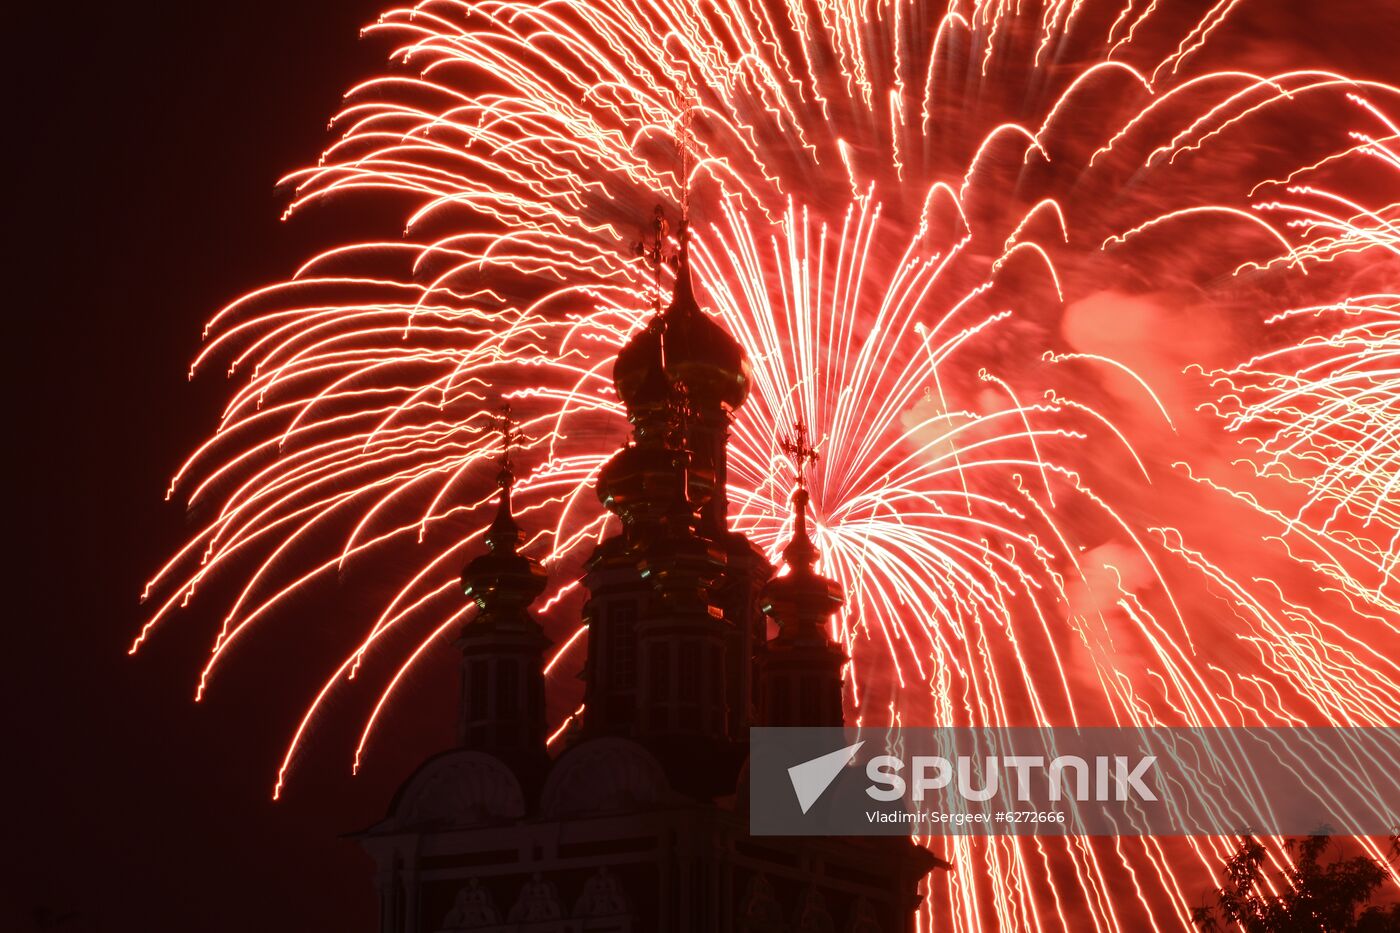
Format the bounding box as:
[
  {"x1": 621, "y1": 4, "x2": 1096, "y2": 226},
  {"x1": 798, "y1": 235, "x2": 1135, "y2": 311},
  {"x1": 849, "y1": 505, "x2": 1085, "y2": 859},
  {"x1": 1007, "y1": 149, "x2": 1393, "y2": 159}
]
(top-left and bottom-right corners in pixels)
[
  {"x1": 395, "y1": 750, "x2": 525, "y2": 828},
  {"x1": 540, "y1": 737, "x2": 673, "y2": 817}
]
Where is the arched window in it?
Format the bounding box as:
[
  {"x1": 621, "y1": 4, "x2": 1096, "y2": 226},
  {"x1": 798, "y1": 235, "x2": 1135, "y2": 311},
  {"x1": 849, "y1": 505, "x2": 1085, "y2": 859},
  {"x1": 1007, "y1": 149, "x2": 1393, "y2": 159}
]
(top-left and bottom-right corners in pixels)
[
  {"x1": 678, "y1": 641, "x2": 700, "y2": 699},
  {"x1": 468, "y1": 659, "x2": 488, "y2": 718},
  {"x1": 607, "y1": 601, "x2": 638, "y2": 688},
  {"x1": 498, "y1": 659, "x2": 519, "y2": 717}
]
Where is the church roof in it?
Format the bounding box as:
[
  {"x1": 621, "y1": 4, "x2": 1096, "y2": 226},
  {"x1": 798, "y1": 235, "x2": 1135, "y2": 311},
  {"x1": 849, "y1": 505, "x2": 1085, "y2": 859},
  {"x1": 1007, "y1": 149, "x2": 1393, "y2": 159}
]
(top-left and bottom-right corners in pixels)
[
  {"x1": 461, "y1": 462, "x2": 547, "y2": 622},
  {"x1": 612, "y1": 226, "x2": 751, "y2": 412}
]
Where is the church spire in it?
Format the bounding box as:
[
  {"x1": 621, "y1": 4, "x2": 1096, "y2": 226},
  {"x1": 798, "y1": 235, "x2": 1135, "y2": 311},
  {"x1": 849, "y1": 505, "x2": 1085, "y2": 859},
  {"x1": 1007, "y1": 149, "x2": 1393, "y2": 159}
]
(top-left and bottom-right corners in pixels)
[
  {"x1": 483, "y1": 406, "x2": 524, "y2": 552},
  {"x1": 677, "y1": 78, "x2": 697, "y2": 225},
  {"x1": 463, "y1": 406, "x2": 544, "y2": 621},
  {"x1": 458, "y1": 405, "x2": 550, "y2": 760},
  {"x1": 778, "y1": 418, "x2": 820, "y2": 572},
  {"x1": 758, "y1": 417, "x2": 847, "y2": 727}
]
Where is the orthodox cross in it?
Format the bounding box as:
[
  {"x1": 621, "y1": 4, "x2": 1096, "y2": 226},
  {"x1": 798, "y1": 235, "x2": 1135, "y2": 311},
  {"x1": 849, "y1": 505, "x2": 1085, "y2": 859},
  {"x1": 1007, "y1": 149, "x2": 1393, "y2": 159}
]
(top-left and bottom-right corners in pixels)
[
  {"x1": 628, "y1": 85, "x2": 698, "y2": 313},
  {"x1": 780, "y1": 416, "x2": 819, "y2": 492},
  {"x1": 676, "y1": 80, "x2": 697, "y2": 222},
  {"x1": 631, "y1": 203, "x2": 671, "y2": 314},
  {"x1": 484, "y1": 401, "x2": 521, "y2": 551},
  {"x1": 495, "y1": 402, "x2": 516, "y2": 478}
]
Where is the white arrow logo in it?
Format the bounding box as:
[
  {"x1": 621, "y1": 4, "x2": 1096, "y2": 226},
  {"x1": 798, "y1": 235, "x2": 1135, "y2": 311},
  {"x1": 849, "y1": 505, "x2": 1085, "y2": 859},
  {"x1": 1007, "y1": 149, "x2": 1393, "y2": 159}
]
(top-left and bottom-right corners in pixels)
[{"x1": 787, "y1": 741, "x2": 864, "y2": 814}]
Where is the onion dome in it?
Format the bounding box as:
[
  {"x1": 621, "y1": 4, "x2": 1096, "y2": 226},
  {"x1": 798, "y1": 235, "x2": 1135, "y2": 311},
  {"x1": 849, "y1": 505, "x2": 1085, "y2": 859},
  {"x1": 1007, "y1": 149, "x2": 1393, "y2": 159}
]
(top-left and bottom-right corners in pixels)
[
  {"x1": 656, "y1": 243, "x2": 751, "y2": 411},
  {"x1": 612, "y1": 223, "x2": 751, "y2": 413},
  {"x1": 612, "y1": 320, "x2": 670, "y2": 411},
  {"x1": 758, "y1": 481, "x2": 846, "y2": 728},
  {"x1": 760, "y1": 487, "x2": 844, "y2": 639},
  {"x1": 461, "y1": 463, "x2": 547, "y2": 622},
  {"x1": 594, "y1": 433, "x2": 688, "y2": 530}
]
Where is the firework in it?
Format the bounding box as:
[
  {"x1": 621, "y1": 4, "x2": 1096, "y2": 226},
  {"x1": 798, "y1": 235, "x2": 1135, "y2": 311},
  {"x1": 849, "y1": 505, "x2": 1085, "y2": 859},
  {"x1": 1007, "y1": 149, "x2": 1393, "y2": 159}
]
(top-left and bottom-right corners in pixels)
[
  {"x1": 141, "y1": 1, "x2": 1400, "y2": 929},
  {"x1": 1200, "y1": 99, "x2": 1400, "y2": 609}
]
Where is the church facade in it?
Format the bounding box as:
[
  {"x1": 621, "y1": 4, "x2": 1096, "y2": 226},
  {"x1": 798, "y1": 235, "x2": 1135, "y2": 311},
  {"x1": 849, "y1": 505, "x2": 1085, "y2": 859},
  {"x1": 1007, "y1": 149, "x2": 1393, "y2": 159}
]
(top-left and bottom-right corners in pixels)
[{"x1": 358, "y1": 219, "x2": 944, "y2": 932}]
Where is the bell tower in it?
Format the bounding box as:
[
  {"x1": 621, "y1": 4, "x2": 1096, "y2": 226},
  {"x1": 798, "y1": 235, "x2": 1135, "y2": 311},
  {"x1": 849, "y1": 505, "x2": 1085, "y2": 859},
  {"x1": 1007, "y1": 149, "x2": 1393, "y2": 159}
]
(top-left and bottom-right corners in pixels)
[
  {"x1": 586, "y1": 214, "x2": 740, "y2": 753},
  {"x1": 758, "y1": 418, "x2": 847, "y2": 727},
  {"x1": 361, "y1": 218, "x2": 945, "y2": 933},
  {"x1": 457, "y1": 407, "x2": 550, "y2": 766}
]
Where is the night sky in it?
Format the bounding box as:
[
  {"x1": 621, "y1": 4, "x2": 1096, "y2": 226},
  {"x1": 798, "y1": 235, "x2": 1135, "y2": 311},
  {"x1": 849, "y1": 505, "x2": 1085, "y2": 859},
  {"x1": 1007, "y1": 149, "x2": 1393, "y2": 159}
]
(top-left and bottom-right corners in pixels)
[{"x1": 11, "y1": 3, "x2": 426, "y2": 929}]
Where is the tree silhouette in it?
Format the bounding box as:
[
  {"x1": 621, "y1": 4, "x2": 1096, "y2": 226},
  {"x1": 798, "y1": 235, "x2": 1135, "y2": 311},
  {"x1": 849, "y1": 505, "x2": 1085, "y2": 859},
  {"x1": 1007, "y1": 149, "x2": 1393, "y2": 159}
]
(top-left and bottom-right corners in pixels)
[{"x1": 1192, "y1": 835, "x2": 1400, "y2": 932}]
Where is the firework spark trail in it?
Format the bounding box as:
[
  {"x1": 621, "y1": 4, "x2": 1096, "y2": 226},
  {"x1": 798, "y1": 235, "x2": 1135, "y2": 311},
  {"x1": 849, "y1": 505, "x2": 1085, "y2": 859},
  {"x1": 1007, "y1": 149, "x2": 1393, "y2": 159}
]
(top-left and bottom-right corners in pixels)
[
  {"x1": 141, "y1": 1, "x2": 1400, "y2": 929},
  {"x1": 1145, "y1": 92, "x2": 1400, "y2": 903},
  {"x1": 1198, "y1": 100, "x2": 1400, "y2": 609}
]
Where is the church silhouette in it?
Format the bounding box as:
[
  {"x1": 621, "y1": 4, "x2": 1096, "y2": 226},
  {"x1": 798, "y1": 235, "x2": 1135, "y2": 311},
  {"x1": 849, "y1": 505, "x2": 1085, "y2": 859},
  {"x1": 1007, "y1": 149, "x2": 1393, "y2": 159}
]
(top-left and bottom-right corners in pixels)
[{"x1": 358, "y1": 215, "x2": 945, "y2": 932}]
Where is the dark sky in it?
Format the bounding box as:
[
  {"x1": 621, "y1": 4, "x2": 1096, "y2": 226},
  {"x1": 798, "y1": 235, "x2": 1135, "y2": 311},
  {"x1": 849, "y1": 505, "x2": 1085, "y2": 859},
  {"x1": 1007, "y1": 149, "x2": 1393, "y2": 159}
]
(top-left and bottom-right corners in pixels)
[{"x1": 10, "y1": 3, "x2": 424, "y2": 930}]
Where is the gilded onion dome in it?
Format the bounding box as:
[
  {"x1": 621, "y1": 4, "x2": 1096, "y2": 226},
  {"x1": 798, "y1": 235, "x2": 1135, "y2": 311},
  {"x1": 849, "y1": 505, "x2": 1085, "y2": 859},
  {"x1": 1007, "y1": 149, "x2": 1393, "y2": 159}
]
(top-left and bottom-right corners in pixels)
[
  {"x1": 759, "y1": 486, "x2": 844, "y2": 638},
  {"x1": 612, "y1": 222, "x2": 751, "y2": 414},
  {"x1": 461, "y1": 462, "x2": 547, "y2": 624}
]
